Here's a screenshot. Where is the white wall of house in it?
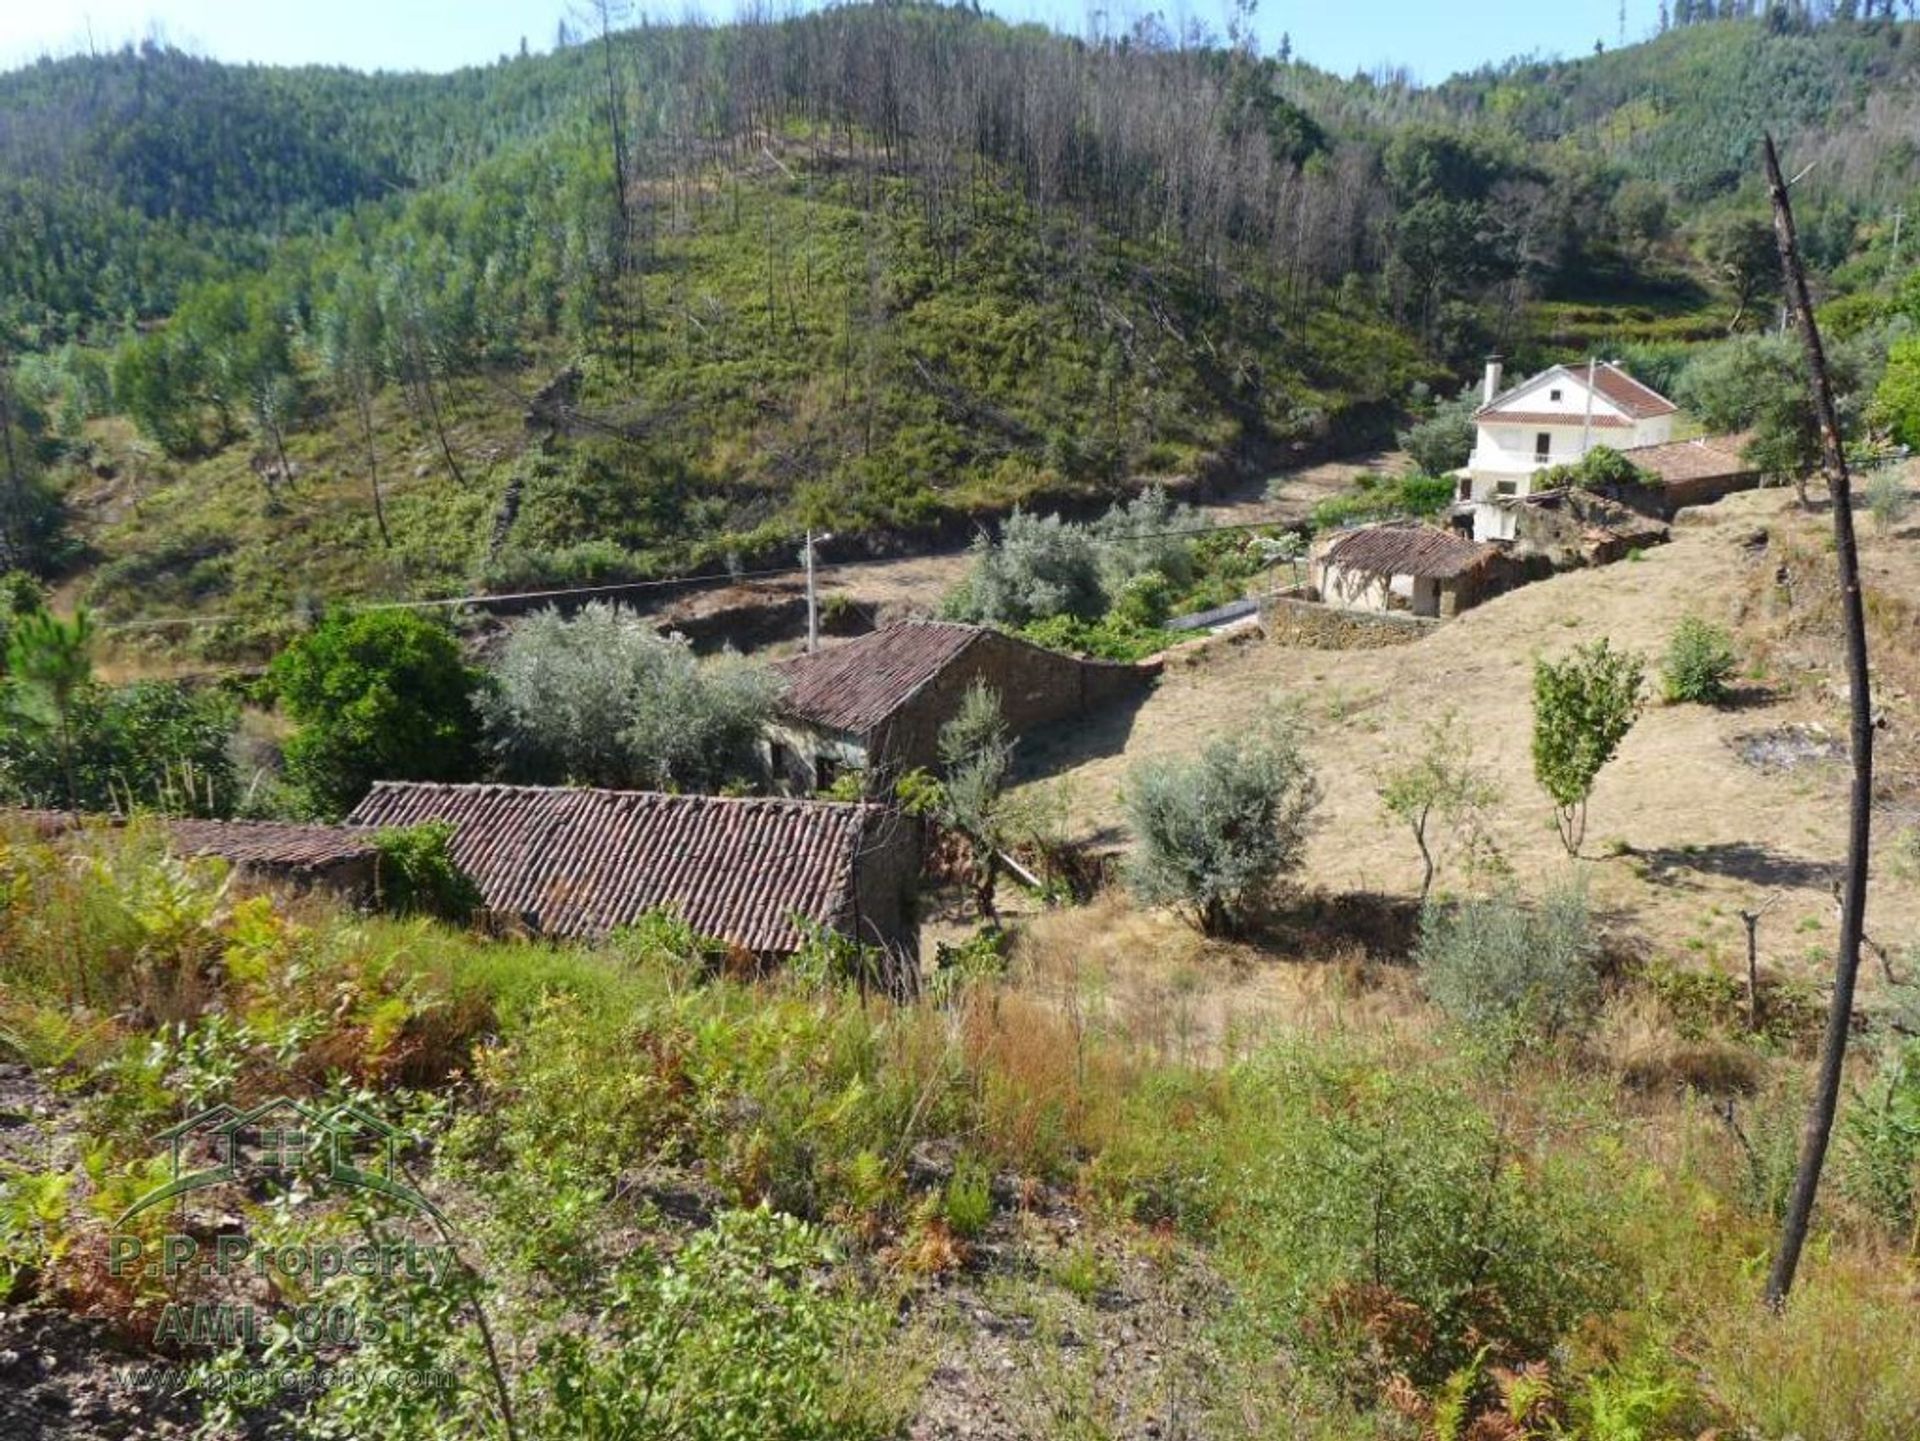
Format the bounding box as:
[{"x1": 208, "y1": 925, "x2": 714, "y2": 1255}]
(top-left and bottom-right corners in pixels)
[
  {"x1": 1316, "y1": 562, "x2": 1439, "y2": 615},
  {"x1": 1458, "y1": 365, "x2": 1675, "y2": 539}
]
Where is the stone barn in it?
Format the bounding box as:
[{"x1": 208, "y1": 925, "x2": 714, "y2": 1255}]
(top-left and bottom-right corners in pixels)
[
  {"x1": 347, "y1": 781, "x2": 921, "y2": 966},
  {"x1": 13, "y1": 812, "x2": 382, "y2": 900},
  {"x1": 766, "y1": 620, "x2": 1156, "y2": 793},
  {"x1": 1310, "y1": 524, "x2": 1507, "y2": 619}
]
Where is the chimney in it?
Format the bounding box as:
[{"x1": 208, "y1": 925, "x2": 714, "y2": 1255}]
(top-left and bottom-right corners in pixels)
[{"x1": 1481, "y1": 353, "x2": 1504, "y2": 407}]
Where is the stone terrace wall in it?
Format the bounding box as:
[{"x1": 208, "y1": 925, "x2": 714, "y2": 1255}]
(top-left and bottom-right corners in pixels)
[{"x1": 1260, "y1": 597, "x2": 1436, "y2": 650}]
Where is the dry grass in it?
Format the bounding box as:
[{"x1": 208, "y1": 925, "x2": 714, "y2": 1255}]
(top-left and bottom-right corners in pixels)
[{"x1": 1018, "y1": 483, "x2": 1920, "y2": 992}]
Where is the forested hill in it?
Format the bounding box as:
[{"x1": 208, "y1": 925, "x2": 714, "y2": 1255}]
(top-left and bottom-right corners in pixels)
[{"x1": 3, "y1": 7, "x2": 1918, "y2": 645}]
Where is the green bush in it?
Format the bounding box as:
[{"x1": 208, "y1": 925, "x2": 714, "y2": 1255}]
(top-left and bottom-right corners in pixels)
[
  {"x1": 1307, "y1": 472, "x2": 1455, "y2": 531},
  {"x1": 1096, "y1": 1041, "x2": 1623, "y2": 1387},
  {"x1": 1017, "y1": 612, "x2": 1180, "y2": 662},
  {"x1": 1841, "y1": 1037, "x2": 1920, "y2": 1238},
  {"x1": 1864, "y1": 469, "x2": 1911, "y2": 534},
  {"x1": 1396, "y1": 386, "x2": 1478, "y2": 476},
  {"x1": 1416, "y1": 880, "x2": 1602, "y2": 1042},
  {"x1": 1124, "y1": 718, "x2": 1320, "y2": 936},
  {"x1": 481, "y1": 602, "x2": 777, "y2": 792},
  {"x1": 268, "y1": 609, "x2": 482, "y2": 817},
  {"x1": 373, "y1": 822, "x2": 484, "y2": 924},
  {"x1": 942, "y1": 1157, "x2": 995, "y2": 1240},
  {"x1": 1660, "y1": 615, "x2": 1739, "y2": 705},
  {"x1": 1536, "y1": 445, "x2": 1656, "y2": 493}
]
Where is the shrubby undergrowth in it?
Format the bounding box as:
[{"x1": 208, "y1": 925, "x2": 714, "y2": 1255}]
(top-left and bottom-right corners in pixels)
[{"x1": 1, "y1": 823, "x2": 1918, "y2": 1438}]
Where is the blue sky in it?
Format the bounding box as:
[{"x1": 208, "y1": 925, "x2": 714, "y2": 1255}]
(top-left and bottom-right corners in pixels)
[{"x1": 4, "y1": 1, "x2": 1652, "y2": 85}]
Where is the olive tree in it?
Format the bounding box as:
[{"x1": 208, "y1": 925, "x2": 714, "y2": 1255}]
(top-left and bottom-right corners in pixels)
[
  {"x1": 1378, "y1": 710, "x2": 1502, "y2": 900},
  {"x1": 1531, "y1": 639, "x2": 1645, "y2": 856},
  {"x1": 483, "y1": 602, "x2": 777, "y2": 792},
  {"x1": 1124, "y1": 718, "x2": 1320, "y2": 936}
]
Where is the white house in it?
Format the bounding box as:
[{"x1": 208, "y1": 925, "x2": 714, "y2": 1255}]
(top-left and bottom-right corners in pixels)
[{"x1": 1457, "y1": 356, "x2": 1677, "y2": 541}]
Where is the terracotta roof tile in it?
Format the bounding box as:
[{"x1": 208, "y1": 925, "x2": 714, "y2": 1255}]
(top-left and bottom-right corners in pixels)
[
  {"x1": 1588, "y1": 362, "x2": 1678, "y2": 419},
  {"x1": 1474, "y1": 411, "x2": 1631, "y2": 429},
  {"x1": 8, "y1": 811, "x2": 376, "y2": 870},
  {"x1": 1322, "y1": 524, "x2": 1500, "y2": 580},
  {"x1": 166, "y1": 819, "x2": 379, "y2": 870},
  {"x1": 1478, "y1": 362, "x2": 1675, "y2": 423},
  {"x1": 1618, "y1": 432, "x2": 1754, "y2": 484},
  {"x1": 773, "y1": 621, "x2": 987, "y2": 736},
  {"x1": 346, "y1": 782, "x2": 898, "y2": 951}
]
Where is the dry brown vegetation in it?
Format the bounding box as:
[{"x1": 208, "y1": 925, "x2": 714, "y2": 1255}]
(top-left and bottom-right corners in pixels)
[{"x1": 1020, "y1": 481, "x2": 1920, "y2": 992}]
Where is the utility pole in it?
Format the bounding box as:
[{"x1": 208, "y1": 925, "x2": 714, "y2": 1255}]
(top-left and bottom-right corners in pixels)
[
  {"x1": 803, "y1": 530, "x2": 833, "y2": 652},
  {"x1": 804, "y1": 531, "x2": 818, "y2": 652},
  {"x1": 1761, "y1": 132, "x2": 1877, "y2": 1311}
]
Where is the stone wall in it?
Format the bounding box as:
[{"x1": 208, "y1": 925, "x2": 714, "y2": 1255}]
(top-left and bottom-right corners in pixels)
[
  {"x1": 848, "y1": 810, "x2": 924, "y2": 974},
  {"x1": 874, "y1": 634, "x2": 1158, "y2": 775},
  {"x1": 1260, "y1": 596, "x2": 1436, "y2": 650}
]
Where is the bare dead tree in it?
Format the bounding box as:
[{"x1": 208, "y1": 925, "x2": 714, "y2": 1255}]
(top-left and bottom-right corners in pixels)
[{"x1": 1761, "y1": 131, "x2": 1877, "y2": 1311}]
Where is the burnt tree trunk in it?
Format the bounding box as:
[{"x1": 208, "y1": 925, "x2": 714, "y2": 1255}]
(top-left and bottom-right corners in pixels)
[{"x1": 1761, "y1": 133, "x2": 1876, "y2": 1310}]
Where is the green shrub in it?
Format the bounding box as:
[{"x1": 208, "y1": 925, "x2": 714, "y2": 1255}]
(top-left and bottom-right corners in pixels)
[
  {"x1": 1864, "y1": 469, "x2": 1911, "y2": 534},
  {"x1": 1660, "y1": 615, "x2": 1739, "y2": 705},
  {"x1": 1306, "y1": 471, "x2": 1455, "y2": 531},
  {"x1": 1396, "y1": 387, "x2": 1478, "y2": 477},
  {"x1": 373, "y1": 822, "x2": 484, "y2": 924},
  {"x1": 1017, "y1": 612, "x2": 1179, "y2": 662},
  {"x1": 268, "y1": 609, "x2": 482, "y2": 817},
  {"x1": 481, "y1": 602, "x2": 777, "y2": 791},
  {"x1": 1416, "y1": 879, "x2": 1602, "y2": 1042},
  {"x1": 1536, "y1": 445, "x2": 1656, "y2": 493},
  {"x1": 1108, "y1": 570, "x2": 1173, "y2": 629},
  {"x1": 1841, "y1": 1037, "x2": 1920, "y2": 1238},
  {"x1": 1110, "y1": 1041, "x2": 1625, "y2": 1388},
  {"x1": 942, "y1": 1157, "x2": 995, "y2": 1240},
  {"x1": 1124, "y1": 717, "x2": 1320, "y2": 936}
]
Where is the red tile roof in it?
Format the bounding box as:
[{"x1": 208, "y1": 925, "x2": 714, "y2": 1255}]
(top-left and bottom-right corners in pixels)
[
  {"x1": 1478, "y1": 362, "x2": 1675, "y2": 423},
  {"x1": 1321, "y1": 524, "x2": 1500, "y2": 580},
  {"x1": 8, "y1": 811, "x2": 376, "y2": 871},
  {"x1": 1619, "y1": 432, "x2": 1754, "y2": 484},
  {"x1": 346, "y1": 782, "x2": 897, "y2": 951},
  {"x1": 1588, "y1": 362, "x2": 1678, "y2": 419},
  {"x1": 774, "y1": 621, "x2": 988, "y2": 737},
  {"x1": 166, "y1": 819, "x2": 379, "y2": 870},
  {"x1": 1475, "y1": 411, "x2": 1630, "y2": 429}
]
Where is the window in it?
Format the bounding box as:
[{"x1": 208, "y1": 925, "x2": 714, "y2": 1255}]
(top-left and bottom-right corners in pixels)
[
  {"x1": 769, "y1": 740, "x2": 792, "y2": 781},
  {"x1": 1548, "y1": 387, "x2": 1562, "y2": 401},
  {"x1": 1496, "y1": 479, "x2": 1519, "y2": 497},
  {"x1": 814, "y1": 756, "x2": 839, "y2": 792},
  {"x1": 1534, "y1": 431, "x2": 1551, "y2": 463}
]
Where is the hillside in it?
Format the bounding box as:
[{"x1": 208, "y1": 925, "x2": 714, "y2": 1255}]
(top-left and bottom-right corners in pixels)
[{"x1": 4, "y1": 9, "x2": 1920, "y2": 648}]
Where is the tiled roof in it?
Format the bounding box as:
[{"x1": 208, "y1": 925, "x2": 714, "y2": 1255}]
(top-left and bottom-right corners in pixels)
[
  {"x1": 7, "y1": 811, "x2": 376, "y2": 870},
  {"x1": 166, "y1": 819, "x2": 379, "y2": 870},
  {"x1": 1322, "y1": 524, "x2": 1499, "y2": 580},
  {"x1": 774, "y1": 621, "x2": 986, "y2": 736},
  {"x1": 346, "y1": 782, "x2": 891, "y2": 950},
  {"x1": 1477, "y1": 411, "x2": 1630, "y2": 429},
  {"x1": 1619, "y1": 432, "x2": 1754, "y2": 484},
  {"x1": 1478, "y1": 362, "x2": 1675, "y2": 422},
  {"x1": 1588, "y1": 362, "x2": 1678, "y2": 419}
]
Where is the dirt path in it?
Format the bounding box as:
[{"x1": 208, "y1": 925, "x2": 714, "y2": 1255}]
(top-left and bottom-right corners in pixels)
[{"x1": 1015, "y1": 487, "x2": 1919, "y2": 972}]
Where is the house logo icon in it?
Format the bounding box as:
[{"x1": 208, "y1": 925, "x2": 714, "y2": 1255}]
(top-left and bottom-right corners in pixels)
[{"x1": 117, "y1": 1096, "x2": 444, "y2": 1226}]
